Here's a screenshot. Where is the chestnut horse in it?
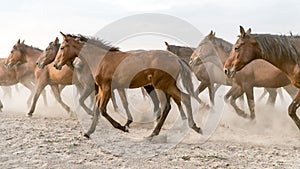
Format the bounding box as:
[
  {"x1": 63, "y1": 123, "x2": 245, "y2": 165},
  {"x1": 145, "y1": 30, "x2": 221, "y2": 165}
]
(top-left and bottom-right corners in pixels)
[
  {"x1": 53, "y1": 33, "x2": 203, "y2": 138},
  {"x1": 191, "y1": 31, "x2": 296, "y2": 120},
  {"x1": 5, "y1": 39, "x2": 75, "y2": 116},
  {"x1": 224, "y1": 26, "x2": 300, "y2": 130},
  {"x1": 36, "y1": 37, "x2": 98, "y2": 116}
]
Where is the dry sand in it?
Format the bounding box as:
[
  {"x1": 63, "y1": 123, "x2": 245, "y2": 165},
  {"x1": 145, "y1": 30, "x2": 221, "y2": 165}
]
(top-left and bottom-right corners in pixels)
[{"x1": 0, "y1": 85, "x2": 299, "y2": 168}]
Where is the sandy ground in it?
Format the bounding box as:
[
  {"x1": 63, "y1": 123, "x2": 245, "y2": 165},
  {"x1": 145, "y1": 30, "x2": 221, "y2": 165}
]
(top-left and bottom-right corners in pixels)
[{"x1": 0, "y1": 86, "x2": 299, "y2": 169}]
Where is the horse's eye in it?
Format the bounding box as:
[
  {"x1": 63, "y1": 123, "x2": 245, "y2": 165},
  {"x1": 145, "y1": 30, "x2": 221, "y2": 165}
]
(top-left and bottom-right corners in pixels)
[
  {"x1": 234, "y1": 46, "x2": 239, "y2": 51},
  {"x1": 60, "y1": 47, "x2": 64, "y2": 50}
]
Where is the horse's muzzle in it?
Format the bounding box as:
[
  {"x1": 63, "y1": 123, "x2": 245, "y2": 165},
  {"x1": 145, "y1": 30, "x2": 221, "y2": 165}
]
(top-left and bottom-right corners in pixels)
[
  {"x1": 54, "y1": 62, "x2": 62, "y2": 70},
  {"x1": 224, "y1": 67, "x2": 236, "y2": 78},
  {"x1": 36, "y1": 62, "x2": 45, "y2": 69},
  {"x1": 5, "y1": 62, "x2": 12, "y2": 69}
]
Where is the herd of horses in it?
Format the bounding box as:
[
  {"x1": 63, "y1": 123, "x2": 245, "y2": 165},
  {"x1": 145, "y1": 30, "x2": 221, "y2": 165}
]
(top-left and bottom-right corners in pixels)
[{"x1": 1, "y1": 25, "x2": 300, "y2": 139}]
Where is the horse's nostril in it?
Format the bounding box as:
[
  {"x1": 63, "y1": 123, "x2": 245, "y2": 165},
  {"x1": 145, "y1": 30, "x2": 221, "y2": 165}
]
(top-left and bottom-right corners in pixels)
[
  {"x1": 36, "y1": 62, "x2": 39, "y2": 65},
  {"x1": 224, "y1": 68, "x2": 228, "y2": 75}
]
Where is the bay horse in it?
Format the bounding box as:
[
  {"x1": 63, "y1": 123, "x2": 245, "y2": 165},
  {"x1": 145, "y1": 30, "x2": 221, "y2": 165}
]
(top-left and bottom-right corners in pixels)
[
  {"x1": 224, "y1": 26, "x2": 300, "y2": 130},
  {"x1": 5, "y1": 39, "x2": 74, "y2": 116},
  {"x1": 191, "y1": 31, "x2": 297, "y2": 120},
  {"x1": 53, "y1": 32, "x2": 203, "y2": 138},
  {"x1": 36, "y1": 38, "x2": 162, "y2": 127}
]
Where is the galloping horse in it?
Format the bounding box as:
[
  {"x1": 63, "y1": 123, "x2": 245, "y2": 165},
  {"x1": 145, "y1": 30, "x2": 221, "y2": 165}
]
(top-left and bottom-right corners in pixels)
[
  {"x1": 191, "y1": 31, "x2": 296, "y2": 120},
  {"x1": 5, "y1": 39, "x2": 74, "y2": 116},
  {"x1": 224, "y1": 26, "x2": 300, "y2": 130},
  {"x1": 53, "y1": 32, "x2": 203, "y2": 138},
  {"x1": 36, "y1": 37, "x2": 97, "y2": 116},
  {"x1": 1, "y1": 42, "x2": 47, "y2": 111}
]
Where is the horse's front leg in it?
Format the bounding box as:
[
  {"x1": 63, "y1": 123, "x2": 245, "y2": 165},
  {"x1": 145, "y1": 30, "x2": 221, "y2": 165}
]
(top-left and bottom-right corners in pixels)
[{"x1": 244, "y1": 86, "x2": 255, "y2": 120}]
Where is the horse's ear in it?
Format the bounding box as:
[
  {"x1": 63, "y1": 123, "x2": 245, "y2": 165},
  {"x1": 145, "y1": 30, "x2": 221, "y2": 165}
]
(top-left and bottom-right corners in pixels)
[
  {"x1": 60, "y1": 31, "x2": 67, "y2": 39},
  {"x1": 240, "y1": 26, "x2": 246, "y2": 37},
  {"x1": 164, "y1": 41, "x2": 169, "y2": 47},
  {"x1": 21, "y1": 40, "x2": 25, "y2": 44},
  {"x1": 54, "y1": 37, "x2": 59, "y2": 44},
  {"x1": 246, "y1": 28, "x2": 252, "y2": 35},
  {"x1": 208, "y1": 30, "x2": 215, "y2": 39},
  {"x1": 17, "y1": 39, "x2": 20, "y2": 44}
]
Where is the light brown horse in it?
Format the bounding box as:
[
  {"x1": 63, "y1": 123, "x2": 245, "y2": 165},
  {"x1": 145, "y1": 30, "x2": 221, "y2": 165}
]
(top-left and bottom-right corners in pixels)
[
  {"x1": 0, "y1": 47, "x2": 47, "y2": 111},
  {"x1": 36, "y1": 37, "x2": 97, "y2": 116},
  {"x1": 191, "y1": 31, "x2": 297, "y2": 120},
  {"x1": 5, "y1": 39, "x2": 74, "y2": 116},
  {"x1": 224, "y1": 26, "x2": 300, "y2": 130},
  {"x1": 53, "y1": 32, "x2": 203, "y2": 138}
]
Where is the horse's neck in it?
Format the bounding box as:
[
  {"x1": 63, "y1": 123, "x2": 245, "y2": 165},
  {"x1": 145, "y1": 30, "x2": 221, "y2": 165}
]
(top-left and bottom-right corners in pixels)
[
  {"x1": 262, "y1": 55, "x2": 296, "y2": 76},
  {"x1": 215, "y1": 46, "x2": 230, "y2": 65},
  {"x1": 80, "y1": 46, "x2": 108, "y2": 78},
  {"x1": 25, "y1": 48, "x2": 41, "y2": 69}
]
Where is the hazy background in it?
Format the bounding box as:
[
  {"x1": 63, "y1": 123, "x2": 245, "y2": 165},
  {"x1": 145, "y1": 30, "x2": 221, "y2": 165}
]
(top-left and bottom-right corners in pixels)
[{"x1": 1, "y1": 0, "x2": 300, "y2": 56}]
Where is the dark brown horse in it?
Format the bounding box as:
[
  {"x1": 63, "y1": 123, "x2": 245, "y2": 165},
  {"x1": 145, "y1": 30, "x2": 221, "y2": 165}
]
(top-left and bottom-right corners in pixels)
[
  {"x1": 5, "y1": 39, "x2": 74, "y2": 116},
  {"x1": 191, "y1": 31, "x2": 296, "y2": 120},
  {"x1": 53, "y1": 32, "x2": 203, "y2": 138},
  {"x1": 224, "y1": 26, "x2": 300, "y2": 130}
]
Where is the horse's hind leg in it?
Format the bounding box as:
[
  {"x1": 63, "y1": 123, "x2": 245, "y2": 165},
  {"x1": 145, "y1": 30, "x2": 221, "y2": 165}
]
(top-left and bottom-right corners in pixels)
[
  {"x1": 169, "y1": 85, "x2": 202, "y2": 134},
  {"x1": 85, "y1": 86, "x2": 127, "y2": 138},
  {"x1": 50, "y1": 85, "x2": 71, "y2": 115},
  {"x1": 288, "y1": 90, "x2": 300, "y2": 130},
  {"x1": 117, "y1": 88, "x2": 133, "y2": 128},
  {"x1": 149, "y1": 94, "x2": 171, "y2": 137},
  {"x1": 144, "y1": 85, "x2": 161, "y2": 120}
]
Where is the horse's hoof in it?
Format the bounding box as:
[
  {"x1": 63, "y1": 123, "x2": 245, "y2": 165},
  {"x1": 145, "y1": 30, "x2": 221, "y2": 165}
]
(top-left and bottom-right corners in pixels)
[
  {"x1": 83, "y1": 133, "x2": 90, "y2": 139},
  {"x1": 192, "y1": 125, "x2": 203, "y2": 134},
  {"x1": 124, "y1": 126, "x2": 129, "y2": 132},
  {"x1": 248, "y1": 118, "x2": 257, "y2": 125},
  {"x1": 69, "y1": 110, "x2": 77, "y2": 119},
  {"x1": 27, "y1": 113, "x2": 33, "y2": 117}
]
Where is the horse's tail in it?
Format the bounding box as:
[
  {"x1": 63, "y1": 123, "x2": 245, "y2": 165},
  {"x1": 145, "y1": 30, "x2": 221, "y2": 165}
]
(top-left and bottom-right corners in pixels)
[{"x1": 178, "y1": 59, "x2": 203, "y2": 104}]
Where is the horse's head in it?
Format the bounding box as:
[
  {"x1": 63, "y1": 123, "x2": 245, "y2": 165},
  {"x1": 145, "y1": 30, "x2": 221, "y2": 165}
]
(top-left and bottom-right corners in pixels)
[
  {"x1": 53, "y1": 32, "x2": 80, "y2": 70},
  {"x1": 37, "y1": 37, "x2": 60, "y2": 69},
  {"x1": 189, "y1": 31, "x2": 217, "y2": 67},
  {"x1": 5, "y1": 39, "x2": 26, "y2": 68},
  {"x1": 224, "y1": 26, "x2": 260, "y2": 78}
]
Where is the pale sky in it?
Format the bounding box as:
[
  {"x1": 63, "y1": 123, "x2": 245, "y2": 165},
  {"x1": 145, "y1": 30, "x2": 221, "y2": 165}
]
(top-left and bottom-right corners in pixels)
[{"x1": 1, "y1": 0, "x2": 300, "y2": 57}]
